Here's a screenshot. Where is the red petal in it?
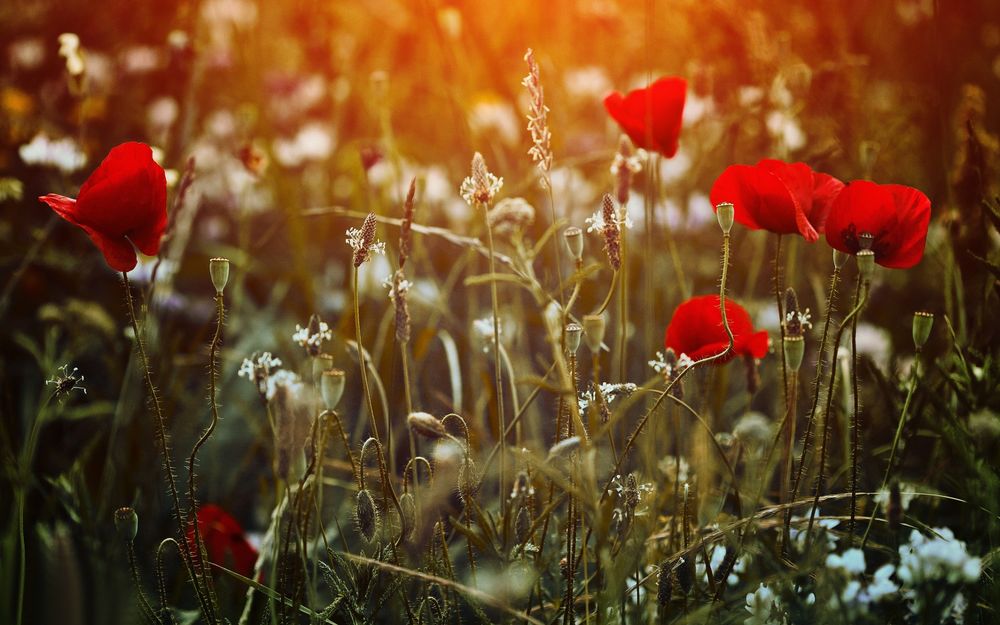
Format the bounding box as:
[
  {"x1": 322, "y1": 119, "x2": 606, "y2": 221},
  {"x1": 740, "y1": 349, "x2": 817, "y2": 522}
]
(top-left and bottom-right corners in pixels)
[
  {"x1": 825, "y1": 180, "x2": 929, "y2": 268},
  {"x1": 664, "y1": 295, "x2": 766, "y2": 365},
  {"x1": 710, "y1": 164, "x2": 800, "y2": 236},
  {"x1": 880, "y1": 184, "x2": 931, "y2": 268},
  {"x1": 809, "y1": 172, "x2": 845, "y2": 234},
  {"x1": 604, "y1": 77, "x2": 686, "y2": 157}
]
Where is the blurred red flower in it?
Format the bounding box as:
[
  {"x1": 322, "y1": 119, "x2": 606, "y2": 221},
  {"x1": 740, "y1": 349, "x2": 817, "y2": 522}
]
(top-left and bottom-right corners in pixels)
[
  {"x1": 188, "y1": 504, "x2": 258, "y2": 579},
  {"x1": 664, "y1": 295, "x2": 768, "y2": 363},
  {"x1": 39, "y1": 142, "x2": 167, "y2": 272},
  {"x1": 603, "y1": 77, "x2": 686, "y2": 157},
  {"x1": 824, "y1": 180, "x2": 931, "y2": 269},
  {"x1": 709, "y1": 159, "x2": 844, "y2": 242}
]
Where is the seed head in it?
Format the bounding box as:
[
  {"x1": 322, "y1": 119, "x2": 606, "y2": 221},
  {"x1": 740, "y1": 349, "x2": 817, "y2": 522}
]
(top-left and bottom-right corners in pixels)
[
  {"x1": 407, "y1": 411, "x2": 447, "y2": 440},
  {"x1": 582, "y1": 314, "x2": 606, "y2": 352},
  {"x1": 399, "y1": 178, "x2": 416, "y2": 268},
  {"x1": 600, "y1": 193, "x2": 621, "y2": 270},
  {"x1": 611, "y1": 135, "x2": 641, "y2": 205},
  {"x1": 657, "y1": 561, "x2": 673, "y2": 607},
  {"x1": 114, "y1": 506, "x2": 138, "y2": 543},
  {"x1": 320, "y1": 369, "x2": 345, "y2": 411},
  {"x1": 460, "y1": 152, "x2": 503, "y2": 206},
  {"x1": 563, "y1": 226, "x2": 584, "y2": 261},
  {"x1": 347, "y1": 212, "x2": 386, "y2": 268},
  {"x1": 912, "y1": 311, "x2": 934, "y2": 351},
  {"x1": 209, "y1": 257, "x2": 230, "y2": 294},
  {"x1": 564, "y1": 322, "x2": 583, "y2": 354}
]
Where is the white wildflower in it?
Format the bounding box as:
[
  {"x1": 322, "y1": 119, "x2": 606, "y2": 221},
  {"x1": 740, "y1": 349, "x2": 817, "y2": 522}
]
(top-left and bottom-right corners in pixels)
[
  {"x1": 744, "y1": 583, "x2": 783, "y2": 625},
  {"x1": 874, "y1": 482, "x2": 916, "y2": 513},
  {"x1": 460, "y1": 152, "x2": 503, "y2": 207},
  {"x1": 47, "y1": 364, "x2": 87, "y2": 399},
  {"x1": 265, "y1": 369, "x2": 303, "y2": 402},
  {"x1": 292, "y1": 320, "x2": 332, "y2": 352},
  {"x1": 585, "y1": 204, "x2": 632, "y2": 233},
  {"x1": 897, "y1": 528, "x2": 981, "y2": 586},
  {"x1": 57, "y1": 33, "x2": 84, "y2": 76},
  {"x1": 19, "y1": 133, "x2": 87, "y2": 174},
  {"x1": 826, "y1": 548, "x2": 866, "y2": 576}
]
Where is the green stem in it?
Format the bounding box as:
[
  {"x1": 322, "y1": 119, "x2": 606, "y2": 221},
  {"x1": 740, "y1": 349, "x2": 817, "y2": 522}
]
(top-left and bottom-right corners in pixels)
[
  {"x1": 484, "y1": 210, "x2": 507, "y2": 524},
  {"x1": 354, "y1": 267, "x2": 381, "y2": 442},
  {"x1": 848, "y1": 278, "x2": 864, "y2": 540}
]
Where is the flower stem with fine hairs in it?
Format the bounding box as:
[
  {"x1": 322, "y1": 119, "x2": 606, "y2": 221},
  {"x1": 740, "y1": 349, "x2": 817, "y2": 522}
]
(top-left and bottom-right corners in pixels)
[
  {"x1": 120, "y1": 273, "x2": 216, "y2": 623},
  {"x1": 784, "y1": 265, "x2": 841, "y2": 550},
  {"x1": 126, "y1": 540, "x2": 161, "y2": 625},
  {"x1": 847, "y1": 278, "x2": 865, "y2": 540},
  {"x1": 353, "y1": 267, "x2": 380, "y2": 442},
  {"x1": 774, "y1": 235, "x2": 789, "y2": 410},
  {"x1": 805, "y1": 280, "x2": 869, "y2": 544},
  {"x1": 185, "y1": 291, "x2": 225, "y2": 615}
]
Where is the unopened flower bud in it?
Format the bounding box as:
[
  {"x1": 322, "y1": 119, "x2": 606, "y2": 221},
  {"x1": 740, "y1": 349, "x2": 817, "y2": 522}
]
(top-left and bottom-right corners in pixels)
[
  {"x1": 356, "y1": 489, "x2": 379, "y2": 542},
  {"x1": 857, "y1": 249, "x2": 875, "y2": 283},
  {"x1": 564, "y1": 226, "x2": 584, "y2": 261},
  {"x1": 209, "y1": 257, "x2": 230, "y2": 293},
  {"x1": 407, "y1": 411, "x2": 447, "y2": 439},
  {"x1": 912, "y1": 311, "x2": 934, "y2": 351},
  {"x1": 547, "y1": 436, "x2": 581, "y2": 461},
  {"x1": 320, "y1": 369, "x2": 345, "y2": 411},
  {"x1": 582, "y1": 314, "x2": 605, "y2": 352},
  {"x1": 565, "y1": 322, "x2": 582, "y2": 354},
  {"x1": 715, "y1": 202, "x2": 734, "y2": 235},
  {"x1": 114, "y1": 506, "x2": 138, "y2": 543}
]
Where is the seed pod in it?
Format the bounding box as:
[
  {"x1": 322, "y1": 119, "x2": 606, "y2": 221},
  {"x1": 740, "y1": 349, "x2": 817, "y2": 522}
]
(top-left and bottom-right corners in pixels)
[
  {"x1": 321, "y1": 369, "x2": 345, "y2": 411},
  {"x1": 353, "y1": 212, "x2": 378, "y2": 267},
  {"x1": 313, "y1": 353, "x2": 334, "y2": 380},
  {"x1": 547, "y1": 436, "x2": 581, "y2": 461},
  {"x1": 407, "y1": 411, "x2": 447, "y2": 440},
  {"x1": 209, "y1": 257, "x2": 230, "y2": 294},
  {"x1": 657, "y1": 560, "x2": 673, "y2": 607},
  {"x1": 399, "y1": 177, "x2": 416, "y2": 268},
  {"x1": 114, "y1": 506, "x2": 138, "y2": 543},
  {"x1": 912, "y1": 311, "x2": 934, "y2": 351},
  {"x1": 563, "y1": 226, "x2": 584, "y2": 261},
  {"x1": 623, "y1": 474, "x2": 639, "y2": 509},
  {"x1": 356, "y1": 489, "x2": 379, "y2": 542},
  {"x1": 582, "y1": 314, "x2": 605, "y2": 353},
  {"x1": 784, "y1": 336, "x2": 805, "y2": 372},
  {"x1": 715, "y1": 202, "x2": 734, "y2": 234},
  {"x1": 857, "y1": 249, "x2": 875, "y2": 283},
  {"x1": 565, "y1": 323, "x2": 583, "y2": 354},
  {"x1": 392, "y1": 269, "x2": 411, "y2": 344},
  {"x1": 783, "y1": 287, "x2": 803, "y2": 338}
]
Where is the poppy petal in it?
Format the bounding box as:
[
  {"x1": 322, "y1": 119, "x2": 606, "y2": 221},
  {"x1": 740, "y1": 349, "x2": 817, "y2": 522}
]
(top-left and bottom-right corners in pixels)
[
  {"x1": 604, "y1": 77, "x2": 686, "y2": 157},
  {"x1": 76, "y1": 222, "x2": 138, "y2": 272}
]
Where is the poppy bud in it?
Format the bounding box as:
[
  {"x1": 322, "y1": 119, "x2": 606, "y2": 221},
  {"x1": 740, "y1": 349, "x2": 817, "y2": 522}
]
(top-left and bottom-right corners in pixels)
[
  {"x1": 356, "y1": 489, "x2": 379, "y2": 542},
  {"x1": 715, "y1": 202, "x2": 735, "y2": 234},
  {"x1": 457, "y1": 457, "x2": 480, "y2": 504},
  {"x1": 564, "y1": 226, "x2": 584, "y2": 262},
  {"x1": 209, "y1": 257, "x2": 230, "y2": 293},
  {"x1": 114, "y1": 506, "x2": 138, "y2": 543},
  {"x1": 582, "y1": 314, "x2": 605, "y2": 352},
  {"x1": 833, "y1": 249, "x2": 849, "y2": 269},
  {"x1": 399, "y1": 492, "x2": 416, "y2": 540},
  {"x1": 320, "y1": 369, "x2": 345, "y2": 411},
  {"x1": 515, "y1": 506, "x2": 531, "y2": 544},
  {"x1": 857, "y1": 250, "x2": 875, "y2": 283},
  {"x1": 912, "y1": 311, "x2": 934, "y2": 351},
  {"x1": 312, "y1": 353, "x2": 334, "y2": 380},
  {"x1": 565, "y1": 322, "x2": 583, "y2": 354},
  {"x1": 407, "y1": 411, "x2": 447, "y2": 439},
  {"x1": 784, "y1": 335, "x2": 805, "y2": 372}
]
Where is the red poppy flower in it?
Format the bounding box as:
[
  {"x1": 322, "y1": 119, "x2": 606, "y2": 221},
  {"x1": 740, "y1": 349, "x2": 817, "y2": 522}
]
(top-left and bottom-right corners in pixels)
[
  {"x1": 188, "y1": 504, "x2": 258, "y2": 579},
  {"x1": 39, "y1": 142, "x2": 167, "y2": 272},
  {"x1": 664, "y1": 295, "x2": 769, "y2": 363},
  {"x1": 709, "y1": 159, "x2": 844, "y2": 242},
  {"x1": 604, "y1": 77, "x2": 686, "y2": 157},
  {"x1": 824, "y1": 180, "x2": 931, "y2": 269}
]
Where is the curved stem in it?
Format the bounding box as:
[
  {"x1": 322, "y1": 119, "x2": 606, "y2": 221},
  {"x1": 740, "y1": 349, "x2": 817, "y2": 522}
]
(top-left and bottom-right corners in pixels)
[
  {"x1": 121, "y1": 273, "x2": 214, "y2": 622},
  {"x1": 127, "y1": 541, "x2": 162, "y2": 625},
  {"x1": 592, "y1": 271, "x2": 618, "y2": 316},
  {"x1": 186, "y1": 292, "x2": 225, "y2": 615}
]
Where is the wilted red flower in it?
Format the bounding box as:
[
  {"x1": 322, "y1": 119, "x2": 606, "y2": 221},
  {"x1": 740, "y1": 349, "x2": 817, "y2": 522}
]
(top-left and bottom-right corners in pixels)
[
  {"x1": 709, "y1": 159, "x2": 844, "y2": 242},
  {"x1": 824, "y1": 180, "x2": 931, "y2": 269},
  {"x1": 664, "y1": 295, "x2": 768, "y2": 363},
  {"x1": 39, "y1": 142, "x2": 167, "y2": 272},
  {"x1": 603, "y1": 77, "x2": 686, "y2": 158},
  {"x1": 188, "y1": 504, "x2": 258, "y2": 579}
]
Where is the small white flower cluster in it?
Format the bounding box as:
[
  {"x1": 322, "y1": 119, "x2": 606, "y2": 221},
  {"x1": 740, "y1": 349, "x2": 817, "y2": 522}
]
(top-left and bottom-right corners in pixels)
[
  {"x1": 648, "y1": 351, "x2": 695, "y2": 375},
  {"x1": 46, "y1": 364, "x2": 87, "y2": 399},
  {"x1": 897, "y1": 528, "x2": 981, "y2": 586},
  {"x1": 610, "y1": 150, "x2": 642, "y2": 177},
  {"x1": 788, "y1": 508, "x2": 840, "y2": 553},
  {"x1": 382, "y1": 276, "x2": 412, "y2": 302},
  {"x1": 585, "y1": 204, "x2": 633, "y2": 233},
  {"x1": 577, "y1": 382, "x2": 637, "y2": 413},
  {"x1": 460, "y1": 171, "x2": 504, "y2": 207},
  {"x1": 19, "y1": 133, "x2": 87, "y2": 174},
  {"x1": 264, "y1": 369, "x2": 303, "y2": 402},
  {"x1": 272, "y1": 123, "x2": 335, "y2": 168},
  {"x1": 345, "y1": 226, "x2": 386, "y2": 258},
  {"x1": 292, "y1": 320, "x2": 332, "y2": 351},
  {"x1": 237, "y1": 351, "x2": 283, "y2": 395},
  {"x1": 784, "y1": 308, "x2": 813, "y2": 331},
  {"x1": 58, "y1": 33, "x2": 84, "y2": 76},
  {"x1": 744, "y1": 583, "x2": 783, "y2": 625},
  {"x1": 472, "y1": 316, "x2": 501, "y2": 352}
]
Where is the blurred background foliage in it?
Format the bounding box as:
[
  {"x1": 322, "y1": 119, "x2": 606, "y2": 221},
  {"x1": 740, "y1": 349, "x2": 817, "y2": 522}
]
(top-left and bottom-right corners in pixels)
[{"x1": 2, "y1": 0, "x2": 1000, "y2": 623}]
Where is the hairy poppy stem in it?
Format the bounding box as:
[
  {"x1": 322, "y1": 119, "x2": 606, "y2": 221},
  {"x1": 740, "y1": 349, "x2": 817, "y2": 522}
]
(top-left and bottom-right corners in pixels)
[
  {"x1": 185, "y1": 291, "x2": 225, "y2": 616},
  {"x1": 120, "y1": 273, "x2": 216, "y2": 623},
  {"x1": 126, "y1": 540, "x2": 161, "y2": 625},
  {"x1": 784, "y1": 265, "x2": 841, "y2": 552},
  {"x1": 774, "y1": 235, "x2": 790, "y2": 412},
  {"x1": 805, "y1": 280, "x2": 869, "y2": 544},
  {"x1": 484, "y1": 210, "x2": 508, "y2": 528},
  {"x1": 848, "y1": 278, "x2": 865, "y2": 540}
]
